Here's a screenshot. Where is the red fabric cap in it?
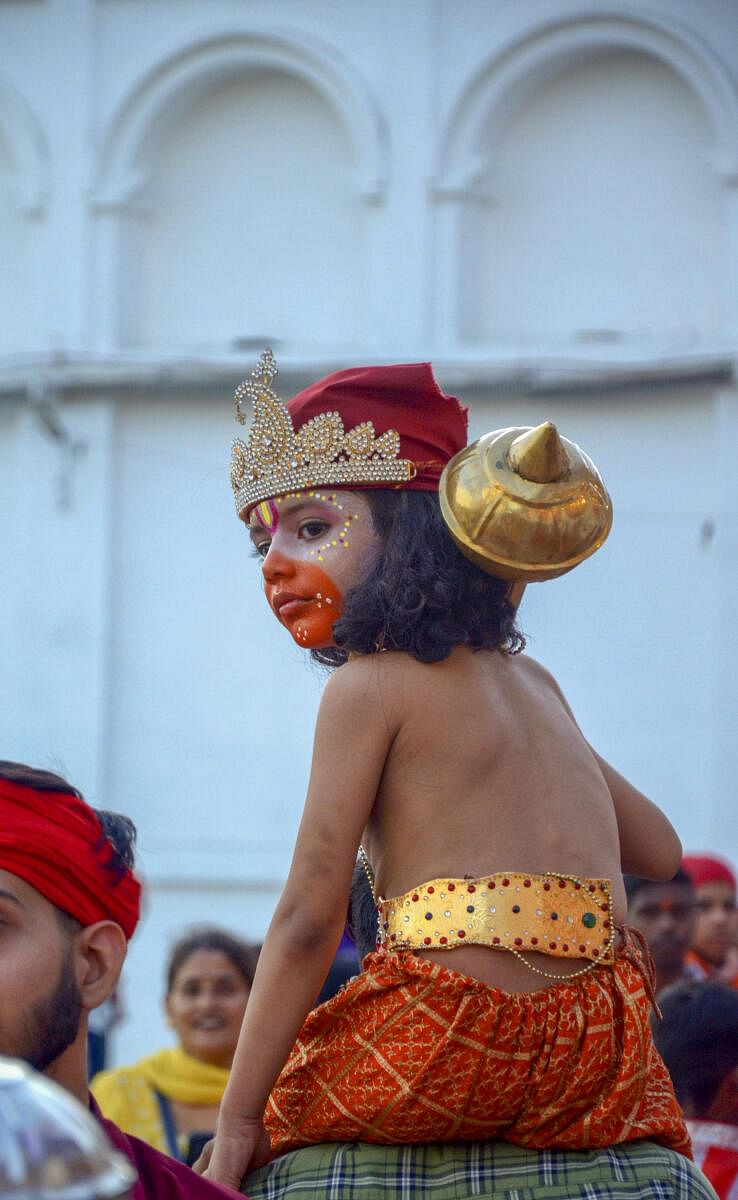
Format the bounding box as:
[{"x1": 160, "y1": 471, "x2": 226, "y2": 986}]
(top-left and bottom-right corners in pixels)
[
  {"x1": 287, "y1": 363, "x2": 468, "y2": 491},
  {"x1": 682, "y1": 853, "x2": 736, "y2": 892},
  {"x1": 0, "y1": 779, "x2": 141, "y2": 939}
]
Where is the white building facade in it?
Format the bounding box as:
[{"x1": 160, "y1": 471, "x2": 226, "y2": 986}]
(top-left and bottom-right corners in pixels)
[{"x1": 1, "y1": 0, "x2": 737, "y2": 1062}]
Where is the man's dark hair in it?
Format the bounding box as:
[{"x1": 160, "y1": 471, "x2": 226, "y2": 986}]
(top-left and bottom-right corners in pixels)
[
  {"x1": 0, "y1": 761, "x2": 137, "y2": 927},
  {"x1": 652, "y1": 980, "x2": 738, "y2": 1115},
  {"x1": 310, "y1": 490, "x2": 525, "y2": 668},
  {"x1": 165, "y1": 927, "x2": 261, "y2": 995},
  {"x1": 624, "y1": 867, "x2": 693, "y2": 902},
  {"x1": 93, "y1": 810, "x2": 137, "y2": 879},
  {"x1": 0, "y1": 761, "x2": 83, "y2": 797}
]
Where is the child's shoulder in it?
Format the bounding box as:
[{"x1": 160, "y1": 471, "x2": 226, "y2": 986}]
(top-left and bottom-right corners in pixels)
[
  {"x1": 322, "y1": 651, "x2": 433, "y2": 710},
  {"x1": 316, "y1": 653, "x2": 419, "y2": 742},
  {"x1": 326, "y1": 649, "x2": 566, "y2": 702},
  {"x1": 510, "y1": 653, "x2": 577, "y2": 720},
  {"x1": 328, "y1": 649, "x2": 418, "y2": 689},
  {"x1": 513, "y1": 651, "x2": 559, "y2": 686}
]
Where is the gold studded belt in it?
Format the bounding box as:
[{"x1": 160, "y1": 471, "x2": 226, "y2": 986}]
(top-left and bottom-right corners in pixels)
[{"x1": 378, "y1": 870, "x2": 614, "y2": 964}]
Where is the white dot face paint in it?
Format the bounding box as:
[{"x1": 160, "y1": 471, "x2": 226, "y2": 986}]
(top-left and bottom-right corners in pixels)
[
  {"x1": 248, "y1": 490, "x2": 382, "y2": 647},
  {"x1": 300, "y1": 492, "x2": 358, "y2": 563}
]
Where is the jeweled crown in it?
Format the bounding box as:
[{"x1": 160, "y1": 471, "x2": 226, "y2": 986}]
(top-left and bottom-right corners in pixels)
[{"x1": 230, "y1": 350, "x2": 416, "y2": 519}]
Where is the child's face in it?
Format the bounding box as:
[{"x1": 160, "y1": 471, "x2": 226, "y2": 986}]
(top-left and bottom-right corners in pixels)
[{"x1": 248, "y1": 490, "x2": 381, "y2": 648}]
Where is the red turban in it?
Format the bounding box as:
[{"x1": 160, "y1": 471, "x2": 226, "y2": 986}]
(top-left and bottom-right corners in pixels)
[
  {"x1": 0, "y1": 779, "x2": 141, "y2": 938},
  {"x1": 682, "y1": 853, "x2": 736, "y2": 892},
  {"x1": 287, "y1": 362, "x2": 468, "y2": 492}
]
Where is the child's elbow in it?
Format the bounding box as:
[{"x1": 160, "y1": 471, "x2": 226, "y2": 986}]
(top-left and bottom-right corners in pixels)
[
  {"x1": 648, "y1": 830, "x2": 683, "y2": 881},
  {"x1": 274, "y1": 899, "x2": 342, "y2": 953}
]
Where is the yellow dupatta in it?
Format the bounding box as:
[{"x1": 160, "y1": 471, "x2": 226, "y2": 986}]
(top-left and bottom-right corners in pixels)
[
  {"x1": 91, "y1": 1047, "x2": 230, "y2": 1153},
  {"x1": 136, "y1": 1047, "x2": 230, "y2": 1104}
]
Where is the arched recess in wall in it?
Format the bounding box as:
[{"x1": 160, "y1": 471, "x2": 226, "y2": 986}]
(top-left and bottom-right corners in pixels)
[
  {"x1": 433, "y1": 10, "x2": 738, "y2": 353},
  {"x1": 0, "y1": 79, "x2": 49, "y2": 356},
  {"x1": 92, "y1": 31, "x2": 388, "y2": 354}
]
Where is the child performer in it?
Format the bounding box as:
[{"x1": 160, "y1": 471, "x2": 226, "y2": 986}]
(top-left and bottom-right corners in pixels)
[{"x1": 202, "y1": 350, "x2": 690, "y2": 1187}]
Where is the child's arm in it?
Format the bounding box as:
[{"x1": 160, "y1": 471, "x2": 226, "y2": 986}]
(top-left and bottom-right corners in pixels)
[
  {"x1": 589, "y1": 749, "x2": 682, "y2": 880},
  {"x1": 202, "y1": 658, "x2": 398, "y2": 1189}
]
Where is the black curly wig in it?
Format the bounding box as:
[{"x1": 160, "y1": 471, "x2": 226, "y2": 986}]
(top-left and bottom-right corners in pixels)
[{"x1": 310, "y1": 489, "x2": 525, "y2": 668}]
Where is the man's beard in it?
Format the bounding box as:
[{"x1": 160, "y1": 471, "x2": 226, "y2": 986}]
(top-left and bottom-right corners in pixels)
[{"x1": 21, "y1": 944, "x2": 83, "y2": 1072}]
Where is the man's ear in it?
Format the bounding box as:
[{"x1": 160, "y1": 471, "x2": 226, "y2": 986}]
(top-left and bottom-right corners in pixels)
[{"x1": 74, "y1": 920, "x2": 127, "y2": 1012}]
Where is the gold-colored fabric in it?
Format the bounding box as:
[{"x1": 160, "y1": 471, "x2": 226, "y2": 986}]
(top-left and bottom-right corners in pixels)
[
  {"x1": 439, "y1": 423, "x2": 612, "y2": 582},
  {"x1": 91, "y1": 1048, "x2": 229, "y2": 1153},
  {"x1": 379, "y1": 871, "x2": 614, "y2": 963}
]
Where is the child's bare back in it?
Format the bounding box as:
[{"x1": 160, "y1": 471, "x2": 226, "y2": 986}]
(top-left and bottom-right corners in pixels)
[{"x1": 355, "y1": 646, "x2": 679, "y2": 991}]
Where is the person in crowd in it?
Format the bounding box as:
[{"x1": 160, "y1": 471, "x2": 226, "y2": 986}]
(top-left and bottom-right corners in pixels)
[
  {"x1": 199, "y1": 351, "x2": 688, "y2": 1187},
  {"x1": 682, "y1": 855, "x2": 738, "y2": 987},
  {"x1": 654, "y1": 980, "x2": 738, "y2": 1198},
  {"x1": 0, "y1": 760, "x2": 236, "y2": 1199},
  {"x1": 625, "y1": 869, "x2": 696, "y2": 995},
  {"x1": 93, "y1": 927, "x2": 258, "y2": 1164}
]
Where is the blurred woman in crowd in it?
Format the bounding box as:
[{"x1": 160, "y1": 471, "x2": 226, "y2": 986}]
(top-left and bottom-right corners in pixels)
[
  {"x1": 683, "y1": 854, "x2": 738, "y2": 987},
  {"x1": 92, "y1": 927, "x2": 259, "y2": 1164},
  {"x1": 653, "y1": 980, "x2": 738, "y2": 1199}
]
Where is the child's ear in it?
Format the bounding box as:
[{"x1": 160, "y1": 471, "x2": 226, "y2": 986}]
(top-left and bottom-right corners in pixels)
[{"x1": 74, "y1": 920, "x2": 127, "y2": 1011}]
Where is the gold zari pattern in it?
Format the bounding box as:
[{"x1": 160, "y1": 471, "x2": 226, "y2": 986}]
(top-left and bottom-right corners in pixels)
[
  {"x1": 230, "y1": 350, "x2": 416, "y2": 519},
  {"x1": 379, "y1": 870, "x2": 615, "y2": 964}
]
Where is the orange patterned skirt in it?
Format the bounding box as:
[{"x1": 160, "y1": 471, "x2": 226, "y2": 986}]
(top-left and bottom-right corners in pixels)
[{"x1": 265, "y1": 938, "x2": 691, "y2": 1159}]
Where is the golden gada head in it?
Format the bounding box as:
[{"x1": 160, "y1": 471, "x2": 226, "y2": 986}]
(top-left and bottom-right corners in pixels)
[{"x1": 439, "y1": 421, "x2": 613, "y2": 584}]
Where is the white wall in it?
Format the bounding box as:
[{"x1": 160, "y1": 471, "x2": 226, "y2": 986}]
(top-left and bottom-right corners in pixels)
[
  {"x1": 0, "y1": 0, "x2": 737, "y2": 1063},
  {"x1": 460, "y1": 50, "x2": 727, "y2": 348},
  {"x1": 127, "y1": 71, "x2": 362, "y2": 353}
]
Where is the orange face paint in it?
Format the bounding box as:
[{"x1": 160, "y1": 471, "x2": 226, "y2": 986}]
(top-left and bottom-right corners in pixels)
[
  {"x1": 265, "y1": 560, "x2": 344, "y2": 648},
  {"x1": 250, "y1": 490, "x2": 382, "y2": 650}
]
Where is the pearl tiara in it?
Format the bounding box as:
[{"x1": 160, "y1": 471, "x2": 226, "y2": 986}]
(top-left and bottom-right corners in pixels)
[{"x1": 230, "y1": 349, "x2": 416, "y2": 519}]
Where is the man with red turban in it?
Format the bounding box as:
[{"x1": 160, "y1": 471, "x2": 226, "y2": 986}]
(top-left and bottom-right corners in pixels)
[
  {"x1": 683, "y1": 854, "x2": 738, "y2": 987},
  {"x1": 0, "y1": 760, "x2": 236, "y2": 1199}
]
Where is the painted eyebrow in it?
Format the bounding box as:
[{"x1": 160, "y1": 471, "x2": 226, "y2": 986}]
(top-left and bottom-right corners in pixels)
[{"x1": 0, "y1": 888, "x2": 23, "y2": 909}]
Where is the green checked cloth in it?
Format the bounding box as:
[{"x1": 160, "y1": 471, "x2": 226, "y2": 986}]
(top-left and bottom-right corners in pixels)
[{"x1": 243, "y1": 1140, "x2": 716, "y2": 1200}]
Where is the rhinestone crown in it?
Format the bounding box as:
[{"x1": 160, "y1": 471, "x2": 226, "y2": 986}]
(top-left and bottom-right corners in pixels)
[{"x1": 230, "y1": 349, "x2": 416, "y2": 519}]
